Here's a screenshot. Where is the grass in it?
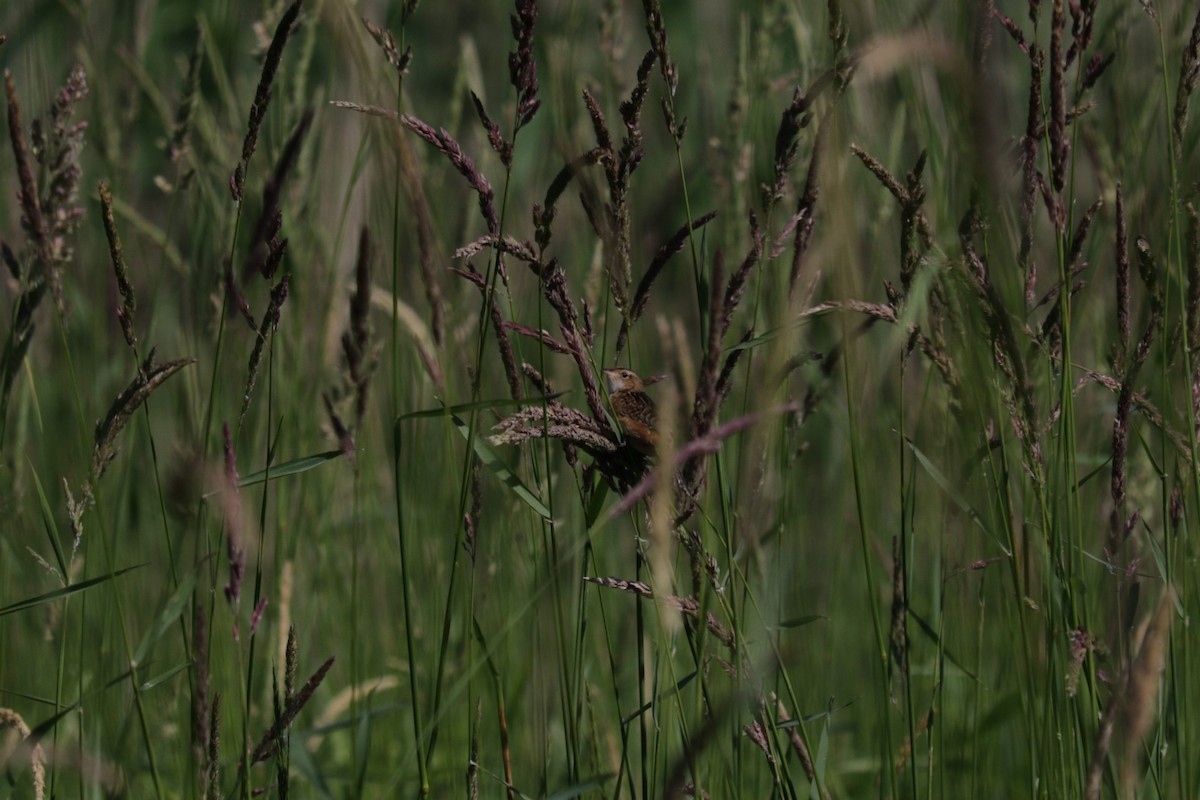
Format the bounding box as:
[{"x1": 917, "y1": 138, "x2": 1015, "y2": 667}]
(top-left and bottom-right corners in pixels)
[{"x1": 1, "y1": 0, "x2": 1199, "y2": 797}]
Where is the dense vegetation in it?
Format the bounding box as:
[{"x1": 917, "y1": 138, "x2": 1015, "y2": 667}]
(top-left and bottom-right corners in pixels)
[{"x1": 2, "y1": 0, "x2": 1199, "y2": 797}]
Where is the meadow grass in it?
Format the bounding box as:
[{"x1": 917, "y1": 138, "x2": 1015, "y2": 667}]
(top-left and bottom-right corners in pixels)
[{"x1": 1, "y1": 0, "x2": 1199, "y2": 797}]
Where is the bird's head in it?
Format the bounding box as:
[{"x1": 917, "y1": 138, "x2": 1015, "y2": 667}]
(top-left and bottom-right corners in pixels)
[{"x1": 602, "y1": 367, "x2": 644, "y2": 393}]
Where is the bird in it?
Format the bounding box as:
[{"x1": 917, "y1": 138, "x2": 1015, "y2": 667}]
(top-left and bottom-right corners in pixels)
[{"x1": 602, "y1": 367, "x2": 658, "y2": 456}]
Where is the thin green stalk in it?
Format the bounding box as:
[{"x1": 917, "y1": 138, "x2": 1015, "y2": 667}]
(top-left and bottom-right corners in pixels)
[
  {"x1": 1154, "y1": 13, "x2": 1195, "y2": 796},
  {"x1": 838, "y1": 311, "x2": 895, "y2": 798}
]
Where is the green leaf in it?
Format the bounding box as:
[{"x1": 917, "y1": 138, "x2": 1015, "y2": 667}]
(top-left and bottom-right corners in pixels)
[
  {"x1": 583, "y1": 481, "x2": 610, "y2": 529},
  {"x1": 908, "y1": 608, "x2": 978, "y2": 681},
  {"x1": 906, "y1": 438, "x2": 1007, "y2": 554},
  {"x1": 0, "y1": 564, "x2": 145, "y2": 617},
  {"x1": 397, "y1": 393, "x2": 566, "y2": 423},
  {"x1": 225, "y1": 449, "x2": 345, "y2": 493},
  {"x1": 451, "y1": 414, "x2": 552, "y2": 520},
  {"x1": 31, "y1": 666, "x2": 136, "y2": 741},
  {"x1": 140, "y1": 661, "x2": 192, "y2": 692},
  {"x1": 546, "y1": 775, "x2": 615, "y2": 800},
  {"x1": 26, "y1": 457, "x2": 68, "y2": 580},
  {"x1": 133, "y1": 573, "x2": 196, "y2": 666},
  {"x1": 727, "y1": 312, "x2": 829, "y2": 353},
  {"x1": 620, "y1": 670, "x2": 696, "y2": 726},
  {"x1": 776, "y1": 614, "x2": 826, "y2": 629}
]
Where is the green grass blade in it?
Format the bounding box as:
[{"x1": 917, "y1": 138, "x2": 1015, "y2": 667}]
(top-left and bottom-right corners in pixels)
[
  {"x1": 133, "y1": 573, "x2": 196, "y2": 666},
  {"x1": 0, "y1": 564, "x2": 145, "y2": 617},
  {"x1": 451, "y1": 413, "x2": 552, "y2": 520},
  {"x1": 396, "y1": 392, "x2": 567, "y2": 422},
  {"x1": 25, "y1": 457, "x2": 68, "y2": 580},
  {"x1": 906, "y1": 437, "x2": 1007, "y2": 554},
  {"x1": 220, "y1": 449, "x2": 345, "y2": 492},
  {"x1": 546, "y1": 774, "x2": 615, "y2": 800}
]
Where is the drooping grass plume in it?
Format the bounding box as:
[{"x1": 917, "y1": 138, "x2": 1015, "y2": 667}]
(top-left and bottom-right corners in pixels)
[
  {"x1": 1187, "y1": 204, "x2": 1200, "y2": 428},
  {"x1": 1048, "y1": 0, "x2": 1068, "y2": 193},
  {"x1": 231, "y1": 0, "x2": 303, "y2": 202},
  {"x1": 342, "y1": 225, "x2": 377, "y2": 429},
  {"x1": 167, "y1": 25, "x2": 205, "y2": 164},
  {"x1": 361, "y1": 17, "x2": 412, "y2": 75},
  {"x1": 192, "y1": 603, "x2": 212, "y2": 798},
  {"x1": 1085, "y1": 588, "x2": 1176, "y2": 799},
  {"x1": 640, "y1": 0, "x2": 680, "y2": 139},
  {"x1": 0, "y1": 707, "x2": 46, "y2": 799},
  {"x1": 451, "y1": 261, "x2": 522, "y2": 399},
  {"x1": 98, "y1": 182, "x2": 137, "y2": 354},
  {"x1": 37, "y1": 64, "x2": 90, "y2": 296},
  {"x1": 615, "y1": 210, "x2": 718, "y2": 355},
  {"x1": 402, "y1": 115, "x2": 498, "y2": 235},
  {"x1": 579, "y1": 52, "x2": 656, "y2": 317},
  {"x1": 788, "y1": 70, "x2": 848, "y2": 296},
  {"x1": 5, "y1": 71, "x2": 50, "y2": 266},
  {"x1": 5, "y1": 63, "x2": 88, "y2": 315},
  {"x1": 92, "y1": 350, "x2": 194, "y2": 481},
  {"x1": 507, "y1": 0, "x2": 540, "y2": 131},
  {"x1": 1172, "y1": 7, "x2": 1200, "y2": 161},
  {"x1": 206, "y1": 695, "x2": 221, "y2": 800},
  {"x1": 0, "y1": 267, "x2": 47, "y2": 446},
  {"x1": 583, "y1": 576, "x2": 735, "y2": 649},
  {"x1": 246, "y1": 109, "x2": 313, "y2": 279},
  {"x1": 220, "y1": 423, "x2": 246, "y2": 614},
  {"x1": 249, "y1": 654, "x2": 335, "y2": 764},
  {"x1": 239, "y1": 272, "x2": 290, "y2": 427},
  {"x1": 850, "y1": 146, "x2": 931, "y2": 294}
]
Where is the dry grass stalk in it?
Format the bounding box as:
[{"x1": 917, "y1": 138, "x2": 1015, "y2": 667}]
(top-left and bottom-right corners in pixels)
[
  {"x1": 192, "y1": 603, "x2": 212, "y2": 797},
  {"x1": 98, "y1": 182, "x2": 137, "y2": 354},
  {"x1": 773, "y1": 694, "x2": 817, "y2": 786},
  {"x1": 888, "y1": 533, "x2": 909, "y2": 680},
  {"x1": 613, "y1": 403, "x2": 800, "y2": 519},
  {"x1": 10, "y1": 63, "x2": 89, "y2": 315},
  {"x1": 1172, "y1": 8, "x2": 1200, "y2": 162},
  {"x1": 508, "y1": 0, "x2": 540, "y2": 131},
  {"x1": 231, "y1": 0, "x2": 303, "y2": 202},
  {"x1": 333, "y1": 96, "x2": 446, "y2": 344},
  {"x1": 0, "y1": 707, "x2": 46, "y2": 799},
  {"x1": 402, "y1": 115, "x2": 498, "y2": 235},
  {"x1": 92, "y1": 351, "x2": 195, "y2": 481},
  {"x1": 743, "y1": 718, "x2": 775, "y2": 769},
  {"x1": 1084, "y1": 370, "x2": 1195, "y2": 469},
  {"x1": 221, "y1": 424, "x2": 246, "y2": 615},
  {"x1": 1048, "y1": 0, "x2": 1068, "y2": 193},
  {"x1": 344, "y1": 226, "x2": 376, "y2": 429},
  {"x1": 239, "y1": 273, "x2": 291, "y2": 427},
  {"x1": 206, "y1": 694, "x2": 221, "y2": 800},
  {"x1": 167, "y1": 26, "x2": 205, "y2": 164},
  {"x1": 5, "y1": 71, "x2": 49, "y2": 266},
  {"x1": 787, "y1": 81, "x2": 836, "y2": 296},
  {"x1": 1015, "y1": 36, "x2": 1044, "y2": 302},
  {"x1": 457, "y1": 260, "x2": 522, "y2": 399},
  {"x1": 1085, "y1": 588, "x2": 1175, "y2": 799},
  {"x1": 640, "y1": 0, "x2": 680, "y2": 139},
  {"x1": 489, "y1": 403, "x2": 615, "y2": 454},
  {"x1": 959, "y1": 200, "x2": 1044, "y2": 491},
  {"x1": 583, "y1": 576, "x2": 734, "y2": 649},
  {"x1": 1186, "y1": 205, "x2": 1200, "y2": 430},
  {"x1": 533, "y1": 148, "x2": 603, "y2": 253},
  {"x1": 361, "y1": 17, "x2": 411, "y2": 74},
  {"x1": 615, "y1": 210, "x2": 718, "y2": 355},
  {"x1": 250, "y1": 654, "x2": 335, "y2": 764},
  {"x1": 247, "y1": 109, "x2": 313, "y2": 279},
  {"x1": 503, "y1": 322, "x2": 570, "y2": 354}
]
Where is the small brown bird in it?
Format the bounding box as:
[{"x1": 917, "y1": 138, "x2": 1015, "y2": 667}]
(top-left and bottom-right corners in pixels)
[{"x1": 602, "y1": 367, "x2": 658, "y2": 455}]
